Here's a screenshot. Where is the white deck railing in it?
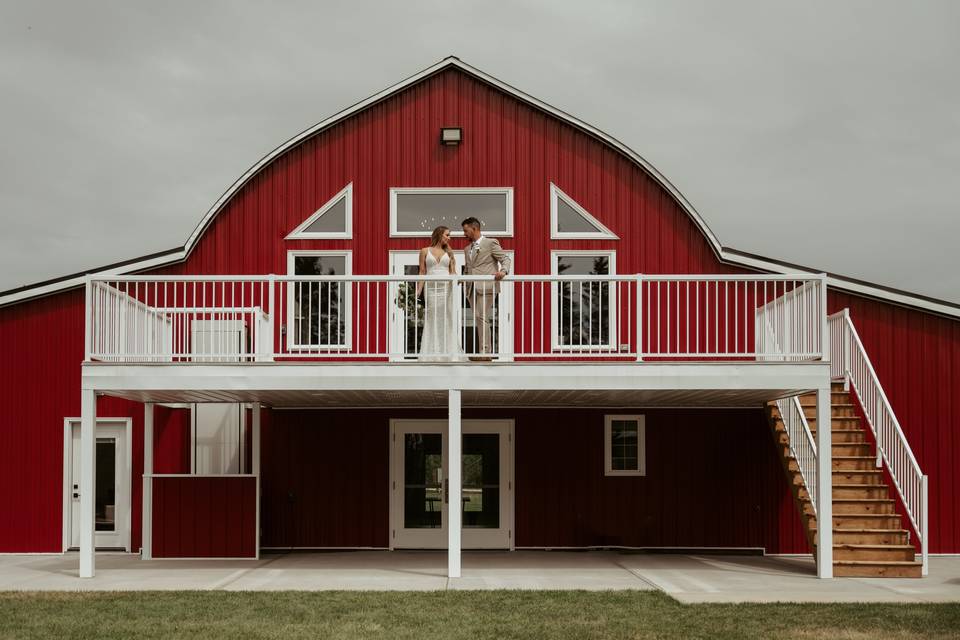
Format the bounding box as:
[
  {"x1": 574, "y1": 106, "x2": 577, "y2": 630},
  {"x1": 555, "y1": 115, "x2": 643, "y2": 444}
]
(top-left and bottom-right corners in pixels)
[
  {"x1": 829, "y1": 309, "x2": 928, "y2": 576},
  {"x1": 774, "y1": 396, "x2": 819, "y2": 517},
  {"x1": 84, "y1": 274, "x2": 828, "y2": 363}
]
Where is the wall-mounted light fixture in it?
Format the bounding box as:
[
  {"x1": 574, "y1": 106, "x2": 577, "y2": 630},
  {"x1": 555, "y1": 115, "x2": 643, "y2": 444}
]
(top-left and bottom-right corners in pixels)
[{"x1": 440, "y1": 127, "x2": 462, "y2": 146}]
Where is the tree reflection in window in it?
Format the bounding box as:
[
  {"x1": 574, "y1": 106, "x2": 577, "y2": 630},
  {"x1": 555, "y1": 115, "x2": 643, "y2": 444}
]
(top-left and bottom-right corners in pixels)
[
  {"x1": 293, "y1": 255, "x2": 347, "y2": 347},
  {"x1": 557, "y1": 255, "x2": 611, "y2": 347}
]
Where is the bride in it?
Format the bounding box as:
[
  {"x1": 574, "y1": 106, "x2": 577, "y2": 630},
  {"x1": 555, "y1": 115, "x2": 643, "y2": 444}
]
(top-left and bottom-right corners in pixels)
[{"x1": 417, "y1": 226, "x2": 462, "y2": 361}]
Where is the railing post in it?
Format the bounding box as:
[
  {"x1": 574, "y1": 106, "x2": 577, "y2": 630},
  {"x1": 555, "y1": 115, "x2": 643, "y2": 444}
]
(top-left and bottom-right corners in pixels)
[
  {"x1": 84, "y1": 277, "x2": 93, "y2": 362},
  {"x1": 876, "y1": 396, "x2": 884, "y2": 469},
  {"x1": 820, "y1": 274, "x2": 829, "y2": 363},
  {"x1": 450, "y1": 276, "x2": 460, "y2": 362},
  {"x1": 635, "y1": 275, "x2": 643, "y2": 362},
  {"x1": 921, "y1": 475, "x2": 929, "y2": 577},
  {"x1": 842, "y1": 308, "x2": 851, "y2": 391},
  {"x1": 267, "y1": 275, "x2": 277, "y2": 358}
]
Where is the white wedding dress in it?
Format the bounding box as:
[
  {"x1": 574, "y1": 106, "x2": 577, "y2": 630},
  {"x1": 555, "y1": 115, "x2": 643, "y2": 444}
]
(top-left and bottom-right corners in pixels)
[{"x1": 419, "y1": 251, "x2": 462, "y2": 362}]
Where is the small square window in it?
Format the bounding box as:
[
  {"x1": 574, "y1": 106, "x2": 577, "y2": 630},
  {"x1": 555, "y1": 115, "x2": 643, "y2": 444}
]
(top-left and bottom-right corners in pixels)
[{"x1": 604, "y1": 415, "x2": 645, "y2": 476}]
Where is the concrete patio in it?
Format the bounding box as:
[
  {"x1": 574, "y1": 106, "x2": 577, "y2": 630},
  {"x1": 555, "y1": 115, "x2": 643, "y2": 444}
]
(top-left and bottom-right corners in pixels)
[{"x1": 1, "y1": 551, "x2": 959, "y2": 603}]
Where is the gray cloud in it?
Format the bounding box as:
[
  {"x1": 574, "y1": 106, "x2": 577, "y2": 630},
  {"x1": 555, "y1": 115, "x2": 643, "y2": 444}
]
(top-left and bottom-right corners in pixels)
[{"x1": 1, "y1": 0, "x2": 958, "y2": 303}]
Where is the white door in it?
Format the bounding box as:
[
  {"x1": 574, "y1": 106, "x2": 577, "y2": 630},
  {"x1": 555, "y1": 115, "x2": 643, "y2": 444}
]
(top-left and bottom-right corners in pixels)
[
  {"x1": 66, "y1": 421, "x2": 131, "y2": 551},
  {"x1": 388, "y1": 252, "x2": 513, "y2": 361},
  {"x1": 391, "y1": 419, "x2": 513, "y2": 549}
]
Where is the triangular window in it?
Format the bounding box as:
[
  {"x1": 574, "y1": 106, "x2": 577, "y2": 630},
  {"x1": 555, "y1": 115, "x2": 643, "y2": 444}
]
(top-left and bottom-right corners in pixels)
[
  {"x1": 286, "y1": 184, "x2": 352, "y2": 239},
  {"x1": 550, "y1": 183, "x2": 618, "y2": 239}
]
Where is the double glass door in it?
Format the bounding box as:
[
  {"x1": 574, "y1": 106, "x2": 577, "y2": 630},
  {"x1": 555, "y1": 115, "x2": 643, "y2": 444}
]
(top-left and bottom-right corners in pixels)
[
  {"x1": 391, "y1": 420, "x2": 513, "y2": 549},
  {"x1": 388, "y1": 252, "x2": 513, "y2": 360}
]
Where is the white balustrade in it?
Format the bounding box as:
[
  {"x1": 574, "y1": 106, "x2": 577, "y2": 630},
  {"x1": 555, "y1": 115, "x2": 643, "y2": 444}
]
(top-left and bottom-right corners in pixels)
[{"x1": 84, "y1": 274, "x2": 828, "y2": 363}]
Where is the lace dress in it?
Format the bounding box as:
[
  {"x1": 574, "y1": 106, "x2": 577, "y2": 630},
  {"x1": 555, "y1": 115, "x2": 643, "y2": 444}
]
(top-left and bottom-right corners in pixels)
[{"x1": 420, "y1": 251, "x2": 462, "y2": 362}]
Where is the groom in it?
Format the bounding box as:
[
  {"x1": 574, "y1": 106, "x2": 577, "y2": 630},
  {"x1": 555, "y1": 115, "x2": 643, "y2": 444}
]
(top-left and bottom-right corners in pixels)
[{"x1": 461, "y1": 217, "x2": 511, "y2": 361}]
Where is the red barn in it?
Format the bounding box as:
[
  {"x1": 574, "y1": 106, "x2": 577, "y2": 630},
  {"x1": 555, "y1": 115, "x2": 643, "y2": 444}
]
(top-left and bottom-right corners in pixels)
[{"x1": 1, "y1": 57, "x2": 957, "y2": 580}]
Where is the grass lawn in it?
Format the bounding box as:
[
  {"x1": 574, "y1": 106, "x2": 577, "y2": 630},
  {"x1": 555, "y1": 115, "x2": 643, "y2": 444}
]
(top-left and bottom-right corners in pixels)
[{"x1": 1, "y1": 591, "x2": 958, "y2": 639}]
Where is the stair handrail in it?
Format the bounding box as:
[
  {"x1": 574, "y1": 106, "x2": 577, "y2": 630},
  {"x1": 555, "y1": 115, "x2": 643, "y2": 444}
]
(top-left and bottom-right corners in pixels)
[
  {"x1": 828, "y1": 309, "x2": 929, "y2": 576},
  {"x1": 775, "y1": 395, "x2": 819, "y2": 517}
]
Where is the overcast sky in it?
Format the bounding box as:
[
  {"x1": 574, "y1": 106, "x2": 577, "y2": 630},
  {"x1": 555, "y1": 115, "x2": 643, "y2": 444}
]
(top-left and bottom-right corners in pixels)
[{"x1": 1, "y1": 1, "x2": 958, "y2": 303}]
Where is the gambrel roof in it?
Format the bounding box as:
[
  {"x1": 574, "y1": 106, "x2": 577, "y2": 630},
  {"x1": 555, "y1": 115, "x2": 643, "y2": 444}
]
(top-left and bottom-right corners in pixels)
[{"x1": 1, "y1": 56, "x2": 958, "y2": 318}]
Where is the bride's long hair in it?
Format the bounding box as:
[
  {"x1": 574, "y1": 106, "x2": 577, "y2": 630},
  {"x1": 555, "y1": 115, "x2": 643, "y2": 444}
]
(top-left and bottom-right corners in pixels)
[{"x1": 430, "y1": 226, "x2": 454, "y2": 258}]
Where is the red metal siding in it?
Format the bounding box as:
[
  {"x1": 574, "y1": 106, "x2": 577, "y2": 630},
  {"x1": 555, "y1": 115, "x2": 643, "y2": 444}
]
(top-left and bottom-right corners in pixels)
[
  {"x1": 828, "y1": 291, "x2": 960, "y2": 553},
  {"x1": 256, "y1": 407, "x2": 803, "y2": 552},
  {"x1": 153, "y1": 69, "x2": 739, "y2": 280},
  {"x1": 151, "y1": 476, "x2": 257, "y2": 558},
  {"x1": 260, "y1": 409, "x2": 389, "y2": 548}
]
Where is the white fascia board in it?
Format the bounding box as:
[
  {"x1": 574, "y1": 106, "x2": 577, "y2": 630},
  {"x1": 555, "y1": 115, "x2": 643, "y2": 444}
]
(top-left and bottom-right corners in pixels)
[{"x1": 83, "y1": 361, "x2": 830, "y2": 395}]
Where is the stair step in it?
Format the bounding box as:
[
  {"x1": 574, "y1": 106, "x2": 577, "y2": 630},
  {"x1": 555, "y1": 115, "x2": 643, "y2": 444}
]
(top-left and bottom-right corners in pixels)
[
  {"x1": 833, "y1": 484, "x2": 890, "y2": 499},
  {"x1": 832, "y1": 443, "x2": 873, "y2": 456},
  {"x1": 833, "y1": 544, "x2": 917, "y2": 562},
  {"x1": 833, "y1": 499, "x2": 896, "y2": 515},
  {"x1": 830, "y1": 528, "x2": 910, "y2": 546},
  {"x1": 808, "y1": 416, "x2": 861, "y2": 425},
  {"x1": 833, "y1": 560, "x2": 923, "y2": 578},
  {"x1": 802, "y1": 404, "x2": 857, "y2": 417},
  {"x1": 832, "y1": 456, "x2": 879, "y2": 471},
  {"x1": 833, "y1": 470, "x2": 884, "y2": 484},
  {"x1": 832, "y1": 513, "x2": 903, "y2": 528},
  {"x1": 831, "y1": 430, "x2": 867, "y2": 443}
]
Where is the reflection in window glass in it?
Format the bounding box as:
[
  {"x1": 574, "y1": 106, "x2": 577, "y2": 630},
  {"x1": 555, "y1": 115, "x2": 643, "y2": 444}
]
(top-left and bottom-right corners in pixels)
[
  {"x1": 292, "y1": 255, "x2": 347, "y2": 346},
  {"x1": 395, "y1": 192, "x2": 509, "y2": 235},
  {"x1": 303, "y1": 197, "x2": 347, "y2": 234},
  {"x1": 610, "y1": 420, "x2": 639, "y2": 471},
  {"x1": 557, "y1": 255, "x2": 611, "y2": 347},
  {"x1": 95, "y1": 439, "x2": 116, "y2": 532}
]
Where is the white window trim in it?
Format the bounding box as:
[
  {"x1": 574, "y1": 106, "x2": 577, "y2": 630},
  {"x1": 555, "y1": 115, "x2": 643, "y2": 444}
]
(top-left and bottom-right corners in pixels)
[
  {"x1": 285, "y1": 183, "x2": 353, "y2": 239},
  {"x1": 550, "y1": 250, "x2": 618, "y2": 351},
  {"x1": 604, "y1": 414, "x2": 646, "y2": 477},
  {"x1": 389, "y1": 187, "x2": 514, "y2": 237},
  {"x1": 286, "y1": 250, "x2": 353, "y2": 350},
  {"x1": 550, "y1": 183, "x2": 618, "y2": 240}
]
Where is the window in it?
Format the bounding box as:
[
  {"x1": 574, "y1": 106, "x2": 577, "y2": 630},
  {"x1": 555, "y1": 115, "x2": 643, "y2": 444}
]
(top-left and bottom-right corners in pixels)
[
  {"x1": 604, "y1": 415, "x2": 645, "y2": 476},
  {"x1": 551, "y1": 251, "x2": 617, "y2": 349},
  {"x1": 285, "y1": 184, "x2": 352, "y2": 239},
  {"x1": 286, "y1": 251, "x2": 351, "y2": 348},
  {"x1": 390, "y1": 188, "x2": 513, "y2": 236},
  {"x1": 550, "y1": 183, "x2": 618, "y2": 239}
]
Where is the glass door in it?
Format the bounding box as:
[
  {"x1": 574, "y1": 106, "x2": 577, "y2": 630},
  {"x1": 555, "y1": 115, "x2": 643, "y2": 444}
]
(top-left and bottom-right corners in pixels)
[
  {"x1": 391, "y1": 419, "x2": 513, "y2": 549},
  {"x1": 392, "y1": 421, "x2": 447, "y2": 548},
  {"x1": 68, "y1": 421, "x2": 130, "y2": 550}
]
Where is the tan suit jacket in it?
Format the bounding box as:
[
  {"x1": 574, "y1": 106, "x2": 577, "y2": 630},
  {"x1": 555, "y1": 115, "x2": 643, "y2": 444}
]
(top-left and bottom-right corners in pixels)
[{"x1": 463, "y1": 237, "x2": 511, "y2": 298}]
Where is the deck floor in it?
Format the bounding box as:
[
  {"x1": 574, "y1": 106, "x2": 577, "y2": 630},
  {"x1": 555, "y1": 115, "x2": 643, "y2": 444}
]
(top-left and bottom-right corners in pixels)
[{"x1": 2, "y1": 551, "x2": 959, "y2": 602}]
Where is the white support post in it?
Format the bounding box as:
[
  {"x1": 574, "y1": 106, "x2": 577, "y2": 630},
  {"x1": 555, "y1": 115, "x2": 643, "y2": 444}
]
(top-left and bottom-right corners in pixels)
[
  {"x1": 252, "y1": 402, "x2": 262, "y2": 560},
  {"x1": 815, "y1": 385, "x2": 833, "y2": 579},
  {"x1": 142, "y1": 402, "x2": 154, "y2": 560},
  {"x1": 447, "y1": 389, "x2": 462, "y2": 579},
  {"x1": 79, "y1": 389, "x2": 97, "y2": 578}
]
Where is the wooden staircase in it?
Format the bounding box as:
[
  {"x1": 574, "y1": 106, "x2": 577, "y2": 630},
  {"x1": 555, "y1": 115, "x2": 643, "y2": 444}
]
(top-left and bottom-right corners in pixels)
[{"x1": 767, "y1": 382, "x2": 923, "y2": 578}]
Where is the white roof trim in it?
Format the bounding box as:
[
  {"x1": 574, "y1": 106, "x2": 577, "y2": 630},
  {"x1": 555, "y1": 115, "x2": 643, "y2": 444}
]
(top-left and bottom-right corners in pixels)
[
  {"x1": 550, "y1": 183, "x2": 619, "y2": 240},
  {"x1": 285, "y1": 183, "x2": 353, "y2": 240},
  {"x1": 2, "y1": 56, "x2": 958, "y2": 319}
]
